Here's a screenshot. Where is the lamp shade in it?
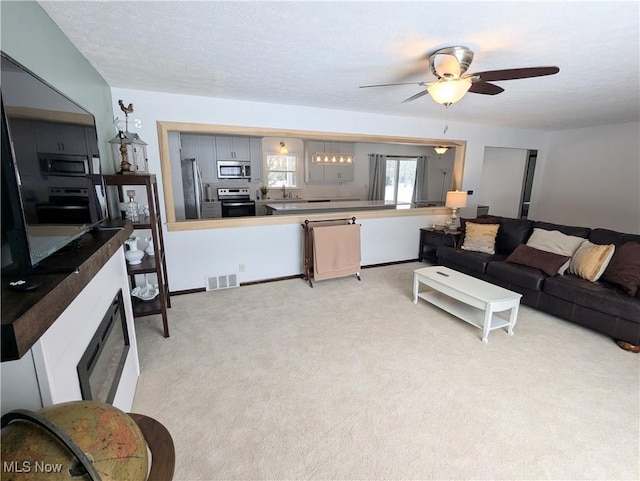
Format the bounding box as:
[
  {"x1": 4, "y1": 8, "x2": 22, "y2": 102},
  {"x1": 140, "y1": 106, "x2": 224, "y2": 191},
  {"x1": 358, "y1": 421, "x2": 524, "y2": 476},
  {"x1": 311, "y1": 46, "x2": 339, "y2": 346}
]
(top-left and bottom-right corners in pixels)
[
  {"x1": 445, "y1": 190, "x2": 468, "y2": 208},
  {"x1": 427, "y1": 78, "x2": 472, "y2": 106}
]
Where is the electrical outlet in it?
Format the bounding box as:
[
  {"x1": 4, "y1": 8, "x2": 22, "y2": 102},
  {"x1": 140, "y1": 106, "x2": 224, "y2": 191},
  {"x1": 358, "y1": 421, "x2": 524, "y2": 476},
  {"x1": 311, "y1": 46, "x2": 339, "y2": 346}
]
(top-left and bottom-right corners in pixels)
[
  {"x1": 467, "y1": 190, "x2": 474, "y2": 195},
  {"x1": 238, "y1": 263, "x2": 245, "y2": 273}
]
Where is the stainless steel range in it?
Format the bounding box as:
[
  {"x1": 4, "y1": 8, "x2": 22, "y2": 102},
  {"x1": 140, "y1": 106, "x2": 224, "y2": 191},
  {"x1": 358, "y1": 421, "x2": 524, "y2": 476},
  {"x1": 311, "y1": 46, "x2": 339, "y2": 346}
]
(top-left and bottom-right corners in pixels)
[{"x1": 217, "y1": 188, "x2": 256, "y2": 217}]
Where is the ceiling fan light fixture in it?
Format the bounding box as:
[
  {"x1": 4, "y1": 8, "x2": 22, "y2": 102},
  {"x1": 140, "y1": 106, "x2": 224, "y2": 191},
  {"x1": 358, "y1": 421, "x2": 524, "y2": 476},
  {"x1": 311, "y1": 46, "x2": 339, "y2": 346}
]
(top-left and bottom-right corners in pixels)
[
  {"x1": 434, "y1": 146, "x2": 449, "y2": 155},
  {"x1": 427, "y1": 78, "x2": 472, "y2": 106}
]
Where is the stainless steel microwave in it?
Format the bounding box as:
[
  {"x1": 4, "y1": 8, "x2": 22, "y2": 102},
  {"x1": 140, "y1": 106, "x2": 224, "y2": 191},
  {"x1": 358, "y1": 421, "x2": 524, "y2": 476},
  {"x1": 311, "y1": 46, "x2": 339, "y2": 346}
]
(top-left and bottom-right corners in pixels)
[
  {"x1": 217, "y1": 160, "x2": 251, "y2": 180},
  {"x1": 39, "y1": 154, "x2": 89, "y2": 177}
]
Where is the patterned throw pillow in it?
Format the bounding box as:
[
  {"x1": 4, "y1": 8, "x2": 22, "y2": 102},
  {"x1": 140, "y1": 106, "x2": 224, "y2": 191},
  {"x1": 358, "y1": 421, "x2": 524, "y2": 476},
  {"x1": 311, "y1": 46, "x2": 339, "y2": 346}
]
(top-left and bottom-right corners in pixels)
[
  {"x1": 460, "y1": 216, "x2": 501, "y2": 243},
  {"x1": 568, "y1": 241, "x2": 615, "y2": 282},
  {"x1": 461, "y1": 223, "x2": 500, "y2": 254}
]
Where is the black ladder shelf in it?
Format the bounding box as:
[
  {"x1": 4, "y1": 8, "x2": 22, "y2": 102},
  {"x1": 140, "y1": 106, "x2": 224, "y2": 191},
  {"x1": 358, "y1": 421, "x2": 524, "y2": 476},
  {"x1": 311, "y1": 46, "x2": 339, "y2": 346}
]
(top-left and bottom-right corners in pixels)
[{"x1": 104, "y1": 173, "x2": 171, "y2": 337}]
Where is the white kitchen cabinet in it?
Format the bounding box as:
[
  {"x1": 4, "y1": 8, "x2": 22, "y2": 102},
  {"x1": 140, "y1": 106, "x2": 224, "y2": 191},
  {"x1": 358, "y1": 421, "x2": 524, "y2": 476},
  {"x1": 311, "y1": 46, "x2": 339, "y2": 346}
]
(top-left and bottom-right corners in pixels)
[
  {"x1": 323, "y1": 164, "x2": 354, "y2": 182},
  {"x1": 250, "y1": 138, "x2": 263, "y2": 180},
  {"x1": 180, "y1": 134, "x2": 216, "y2": 181},
  {"x1": 305, "y1": 140, "x2": 355, "y2": 183},
  {"x1": 33, "y1": 121, "x2": 89, "y2": 155},
  {"x1": 215, "y1": 136, "x2": 251, "y2": 161}
]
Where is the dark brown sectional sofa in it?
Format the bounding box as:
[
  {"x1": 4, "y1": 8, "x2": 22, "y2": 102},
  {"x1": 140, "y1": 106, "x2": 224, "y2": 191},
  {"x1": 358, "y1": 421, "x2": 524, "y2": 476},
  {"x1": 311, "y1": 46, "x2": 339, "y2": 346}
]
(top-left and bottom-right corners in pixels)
[{"x1": 436, "y1": 215, "x2": 640, "y2": 351}]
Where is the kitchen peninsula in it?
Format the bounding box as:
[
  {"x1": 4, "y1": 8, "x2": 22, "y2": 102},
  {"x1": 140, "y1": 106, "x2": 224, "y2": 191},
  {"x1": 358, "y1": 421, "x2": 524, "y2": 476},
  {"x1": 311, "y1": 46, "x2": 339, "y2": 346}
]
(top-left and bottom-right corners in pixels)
[{"x1": 264, "y1": 200, "x2": 408, "y2": 215}]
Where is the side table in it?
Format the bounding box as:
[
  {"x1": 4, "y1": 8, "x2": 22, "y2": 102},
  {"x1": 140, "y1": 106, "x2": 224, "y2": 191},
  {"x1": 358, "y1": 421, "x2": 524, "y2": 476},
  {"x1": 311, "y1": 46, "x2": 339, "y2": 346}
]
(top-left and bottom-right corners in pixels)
[{"x1": 418, "y1": 228, "x2": 461, "y2": 263}]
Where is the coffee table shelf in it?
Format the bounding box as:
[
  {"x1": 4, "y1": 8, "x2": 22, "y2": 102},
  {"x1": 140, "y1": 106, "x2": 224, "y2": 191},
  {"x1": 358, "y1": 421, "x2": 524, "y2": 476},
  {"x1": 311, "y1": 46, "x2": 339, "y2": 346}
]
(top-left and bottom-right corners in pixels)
[{"x1": 417, "y1": 291, "x2": 512, "y2": 332}]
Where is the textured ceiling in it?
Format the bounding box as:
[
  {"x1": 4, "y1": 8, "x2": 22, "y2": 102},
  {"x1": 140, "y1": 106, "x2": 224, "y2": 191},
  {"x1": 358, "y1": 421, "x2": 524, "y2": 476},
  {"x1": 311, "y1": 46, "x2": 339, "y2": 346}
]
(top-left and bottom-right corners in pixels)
[{"x1": 38, "y1": 1, "x2": 639, "y2": 131}]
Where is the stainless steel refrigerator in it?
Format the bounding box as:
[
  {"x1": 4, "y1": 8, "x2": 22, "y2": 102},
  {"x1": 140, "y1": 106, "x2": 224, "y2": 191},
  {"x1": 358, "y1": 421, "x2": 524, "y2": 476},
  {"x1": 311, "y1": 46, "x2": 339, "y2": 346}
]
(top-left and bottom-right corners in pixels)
[{"x1": 181, "y1": 157, "x2": 203, "y2": 219}]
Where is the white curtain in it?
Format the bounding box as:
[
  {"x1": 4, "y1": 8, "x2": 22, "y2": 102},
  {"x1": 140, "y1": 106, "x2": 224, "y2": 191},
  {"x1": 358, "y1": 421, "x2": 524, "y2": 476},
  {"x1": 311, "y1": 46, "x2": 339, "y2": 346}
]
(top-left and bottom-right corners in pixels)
[
  {"x1": 368, "y1": 154, "x2": 387, "y2": 200},
  {"x1": 412, "y1": 155, "x2": 429, "y2": 202}
]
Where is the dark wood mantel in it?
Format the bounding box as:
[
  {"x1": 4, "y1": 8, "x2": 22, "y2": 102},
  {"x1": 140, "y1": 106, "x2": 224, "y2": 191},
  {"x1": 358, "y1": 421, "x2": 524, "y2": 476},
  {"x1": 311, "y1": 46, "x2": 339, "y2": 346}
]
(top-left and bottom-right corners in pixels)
[{"x1": 1, "y1": 222, "x2": 133, "y2": 362}]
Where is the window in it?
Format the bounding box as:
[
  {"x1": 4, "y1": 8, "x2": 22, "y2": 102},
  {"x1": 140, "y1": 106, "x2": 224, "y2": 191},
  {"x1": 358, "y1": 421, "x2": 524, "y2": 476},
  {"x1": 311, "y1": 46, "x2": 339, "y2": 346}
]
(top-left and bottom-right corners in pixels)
[
  {"x1": 265, "y1": 154, "x2": 298, "y2": 188},
  {"x1": 385, "y1": 157, "x2": 417, "y2": 203}
]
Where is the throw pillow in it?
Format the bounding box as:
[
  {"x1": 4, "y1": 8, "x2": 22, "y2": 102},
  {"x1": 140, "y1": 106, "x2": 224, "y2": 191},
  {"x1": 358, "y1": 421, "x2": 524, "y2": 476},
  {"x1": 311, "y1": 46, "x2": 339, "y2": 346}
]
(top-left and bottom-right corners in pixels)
[
  {"x1": 461, "y1": 222, "x2": 500, "y2": 254},
  {"x1": 505, "y1": 244, "x2": 571, "y2": 277},
  {"x1": 460, "y1": 217, "x2": 500, "y2": 244},
  {"x1": 568, "y1": 241, "x2": 615, "y2": 282},
  {"x1": 526, "y1": 228, "x2": 587, "y2": 274},
  {"x1": 602, "y1": 242, "x2": 640, "y2": 296}
]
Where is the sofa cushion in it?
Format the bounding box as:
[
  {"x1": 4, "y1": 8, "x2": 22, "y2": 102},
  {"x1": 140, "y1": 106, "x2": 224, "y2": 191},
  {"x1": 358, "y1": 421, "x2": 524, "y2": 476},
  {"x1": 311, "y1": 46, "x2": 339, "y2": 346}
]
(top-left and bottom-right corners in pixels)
[
  {"x1": 486, "y1": 260, "x2": 548, "y2": 291},
  {"x1": 568, "y1": 241, "x2": 615, "y2": 282},
  {"x1": 589, "y1": 228, "x2": 640, "y2": 247},
  {"x1": 526, "y1": 228, "x2": 587, "y2": 274},
  {"x1": 533, "y1": 221, "x2": 591, "y2": 239},
  {"x1": 601, "y1": 242, "x2": 640, "y2": 297},
  {"x1": 495, "y1": 218, "x2": 534, "y2": 254},
  {"x1": 461, "y1": 222, "x2": 500, "y2": 254},
  {"x1": 436, "y1": 245, "x2": 506, "y2": 275},
  {"x1": 543, "y1": 275, "x2": 640, "y2": 321},
  {"x1": 506, "y1": 244, "x2": 571, "y2": 277}
]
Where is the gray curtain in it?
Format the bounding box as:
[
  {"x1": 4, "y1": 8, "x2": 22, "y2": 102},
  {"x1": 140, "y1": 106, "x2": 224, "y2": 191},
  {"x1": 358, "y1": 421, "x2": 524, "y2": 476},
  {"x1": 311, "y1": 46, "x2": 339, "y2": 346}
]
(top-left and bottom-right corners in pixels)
[
  {"x1": 412, "y1": 155, "x2": 429, "y2": 202},
  {"x1": 368, "y1": 154, "x2": 387, "y2": 200}
]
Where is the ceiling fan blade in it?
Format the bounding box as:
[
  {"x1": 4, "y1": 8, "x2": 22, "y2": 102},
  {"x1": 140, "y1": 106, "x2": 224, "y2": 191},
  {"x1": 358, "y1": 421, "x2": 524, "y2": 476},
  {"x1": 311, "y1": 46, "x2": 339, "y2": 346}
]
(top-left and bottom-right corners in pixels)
[
  {"x1": 468, "y1": 81, "x2": 504, "y2": 95},
  {"x1": 468, "y1": 66, "x2": 559, "y2": 82},
  {"x1": 401, "y1": 89, "x2": 430, "y2": 103},
  {"x1": 359, "y1": 81, "x2": 427, "y2": 88}
]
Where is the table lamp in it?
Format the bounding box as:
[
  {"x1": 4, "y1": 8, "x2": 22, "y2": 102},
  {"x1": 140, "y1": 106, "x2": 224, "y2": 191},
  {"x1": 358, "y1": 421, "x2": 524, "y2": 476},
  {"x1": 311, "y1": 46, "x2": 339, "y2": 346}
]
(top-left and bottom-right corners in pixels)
[{"x1": 445, "y1": 190, "x2": 468, "y2": 230}]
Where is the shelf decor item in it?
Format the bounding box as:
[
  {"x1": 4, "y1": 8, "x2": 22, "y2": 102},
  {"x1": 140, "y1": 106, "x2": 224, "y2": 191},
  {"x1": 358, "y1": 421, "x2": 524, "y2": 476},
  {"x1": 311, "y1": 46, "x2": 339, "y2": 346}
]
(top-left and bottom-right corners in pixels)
[
  {"x1": 124, "y1": 237, "x2": 144, "y2": 265},
  {"x1": 131, "y1": 284, "x2": 159, "y2": 301},
  {"x1": 144, "y1": 236, "x2": 155, "y2": 256},
  {"x1": 108, "y1": 100, "x2": 148, "y2": 174},
  {"x1": 125, "y1": 190, "x2": 139, "y2": 223}
]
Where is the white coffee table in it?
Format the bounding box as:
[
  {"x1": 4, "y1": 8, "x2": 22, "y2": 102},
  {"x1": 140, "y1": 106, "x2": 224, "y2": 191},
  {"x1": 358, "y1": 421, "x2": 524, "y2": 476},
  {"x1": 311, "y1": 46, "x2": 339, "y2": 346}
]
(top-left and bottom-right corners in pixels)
[{"x1": 413, "y1": 266, "x2": 522, "y2": 343}]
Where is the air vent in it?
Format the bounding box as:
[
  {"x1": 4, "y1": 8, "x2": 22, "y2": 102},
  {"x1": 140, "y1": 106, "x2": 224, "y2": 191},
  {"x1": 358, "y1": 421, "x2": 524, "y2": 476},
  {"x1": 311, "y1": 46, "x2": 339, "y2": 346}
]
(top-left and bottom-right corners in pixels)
[{"x1": 205, "y1": 272, "x2": 239, "y2": 291}]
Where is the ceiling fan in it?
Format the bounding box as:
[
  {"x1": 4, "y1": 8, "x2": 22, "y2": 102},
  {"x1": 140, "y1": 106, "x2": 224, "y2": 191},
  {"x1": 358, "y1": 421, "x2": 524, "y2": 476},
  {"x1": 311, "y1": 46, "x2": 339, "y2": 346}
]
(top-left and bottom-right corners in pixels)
[{"x1": 360, "y1": 46, "x2": 559, "y2": 106}]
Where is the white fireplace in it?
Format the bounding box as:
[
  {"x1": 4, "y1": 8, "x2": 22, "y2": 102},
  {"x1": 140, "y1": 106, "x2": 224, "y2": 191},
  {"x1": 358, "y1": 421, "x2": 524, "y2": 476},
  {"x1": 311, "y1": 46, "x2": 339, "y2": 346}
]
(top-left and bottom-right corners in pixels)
[{"x1": 1, "y1": 248, "x2": 139, "y2": 415}]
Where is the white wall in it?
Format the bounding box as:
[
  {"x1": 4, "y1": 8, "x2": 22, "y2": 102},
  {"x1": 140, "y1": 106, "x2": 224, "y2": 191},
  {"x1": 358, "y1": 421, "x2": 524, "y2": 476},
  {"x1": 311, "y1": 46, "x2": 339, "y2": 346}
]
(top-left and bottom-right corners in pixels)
[
  {"x1": 111, "y1": 87, "x2": 552, "y2": 290},
  {"x1": 480, "y1": 147, "x2": 528, "y2": 218},
  {"x1": 530, "y1": 122, "x2": 640, "y2": 233}
]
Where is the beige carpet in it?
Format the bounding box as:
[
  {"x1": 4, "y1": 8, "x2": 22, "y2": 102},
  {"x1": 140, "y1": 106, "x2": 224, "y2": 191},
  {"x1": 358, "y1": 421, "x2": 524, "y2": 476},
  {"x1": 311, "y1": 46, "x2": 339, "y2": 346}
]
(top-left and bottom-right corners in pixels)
[{"x1": 132, "y1": 262, "x2": 640, "y2": 481}]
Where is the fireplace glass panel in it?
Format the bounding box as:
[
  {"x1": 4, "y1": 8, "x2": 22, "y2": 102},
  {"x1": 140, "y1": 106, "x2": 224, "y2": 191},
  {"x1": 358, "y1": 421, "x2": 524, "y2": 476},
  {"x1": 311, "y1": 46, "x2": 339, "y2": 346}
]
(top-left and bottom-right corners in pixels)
[{"x1": 77, "y1": 289, "x2": 130, "y2": 404}]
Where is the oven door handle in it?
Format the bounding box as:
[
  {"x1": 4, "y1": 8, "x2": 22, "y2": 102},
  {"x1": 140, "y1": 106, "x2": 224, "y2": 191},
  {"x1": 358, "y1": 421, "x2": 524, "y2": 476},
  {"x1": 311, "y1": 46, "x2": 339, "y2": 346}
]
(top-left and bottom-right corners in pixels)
[{"x1": 223, "y1": 202, "x2": 254, "y2": 207}]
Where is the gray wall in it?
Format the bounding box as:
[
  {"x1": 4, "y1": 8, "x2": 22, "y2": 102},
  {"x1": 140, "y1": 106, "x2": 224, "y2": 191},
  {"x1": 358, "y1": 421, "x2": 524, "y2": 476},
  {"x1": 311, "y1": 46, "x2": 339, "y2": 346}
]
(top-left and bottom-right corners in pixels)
[
  {"x1": 1, "y1": 1, "x2": 114, "y2": 172},
  {"x1": 530, "y1": 121, "x2": 640, "y2": 233}
]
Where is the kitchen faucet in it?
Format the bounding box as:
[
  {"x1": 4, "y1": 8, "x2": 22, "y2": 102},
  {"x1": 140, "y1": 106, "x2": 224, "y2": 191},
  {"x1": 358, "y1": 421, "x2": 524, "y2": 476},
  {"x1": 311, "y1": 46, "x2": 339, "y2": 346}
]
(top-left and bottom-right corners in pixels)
[{"x1": 281, "y1": 183, "x2": 286, "y2": 199}]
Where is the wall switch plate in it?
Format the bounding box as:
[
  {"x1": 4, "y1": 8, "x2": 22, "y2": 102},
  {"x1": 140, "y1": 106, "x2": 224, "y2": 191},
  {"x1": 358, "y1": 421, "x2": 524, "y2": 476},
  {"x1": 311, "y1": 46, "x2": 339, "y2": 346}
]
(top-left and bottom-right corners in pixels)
[{"x1": 467, "y1": 190, "x2": 474, "y2": 195}]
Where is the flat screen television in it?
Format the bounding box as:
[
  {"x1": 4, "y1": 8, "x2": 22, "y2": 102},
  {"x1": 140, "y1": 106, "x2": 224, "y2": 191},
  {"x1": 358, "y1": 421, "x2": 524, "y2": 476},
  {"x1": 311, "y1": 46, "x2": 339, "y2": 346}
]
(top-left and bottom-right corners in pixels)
[{"x1": 1, "y1": 52, "x2": 108, "y2": 274}]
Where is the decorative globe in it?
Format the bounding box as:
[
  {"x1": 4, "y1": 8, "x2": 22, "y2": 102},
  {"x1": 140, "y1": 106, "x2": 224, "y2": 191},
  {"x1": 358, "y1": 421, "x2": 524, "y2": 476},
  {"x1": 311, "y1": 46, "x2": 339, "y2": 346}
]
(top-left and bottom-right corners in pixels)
[{"x1": 1, "y1": 401, "x2": 148, "y2": 481}]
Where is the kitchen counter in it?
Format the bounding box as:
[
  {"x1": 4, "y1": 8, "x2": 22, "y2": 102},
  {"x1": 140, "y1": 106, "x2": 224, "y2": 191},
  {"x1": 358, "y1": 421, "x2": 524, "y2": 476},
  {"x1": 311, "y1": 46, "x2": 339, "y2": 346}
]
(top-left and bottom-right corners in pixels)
[
  {"x1": 264, "y1": 200, "x2": 407, "y2": 215},
  {"x1": 256, "y1": 197, "x2": 360, "y2": 203}
]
